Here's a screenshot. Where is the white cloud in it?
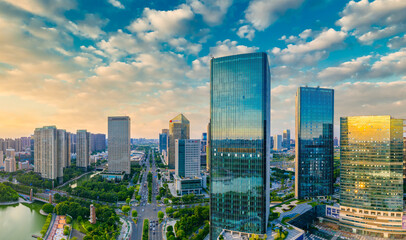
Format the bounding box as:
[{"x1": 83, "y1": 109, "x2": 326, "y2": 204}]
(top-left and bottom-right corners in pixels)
[
  {"x1": 337, "y1": 0, "x2": 406, "y2": 43},
  {"x1": 209, "y1": 39, "x2": 259, "y2": 58},
  {"x1": 271, "y1": 28, "x2": 347, "y2": 65},
  {"x1": 388, "y1": 34, "x2": 406, "y2": 49},
  {"x1": 237, "y1": 25, "x2": 255, "y2": 41},
  {"x1": 1, "y1": 0, "x2": 76, "y2": 21},
  {"x1": 335, "y1": 81, "x2": 406, "y2": 120},
  {"x1": 96, "y1": 30, "x2": 142, "y2": 60},
  {"x1": 67, "y1": 14, "x2": 108, "y2": 39},
  {"x1": 168, "y1": 38, "x2": 202, "y2": 55},
  {"x1": 186, "y1": 40, "x2": 259, "y2": 80},
  {"x1": 371, "y1": 48, "x2": 406, "y2": 77},
  {"x1": 189, "y1": 0, "x2": 232, "y2": 25},
  {"x1": 318, "y1": 56, "x2": 372, "y2": 82},
  {"x1": 245, "y1": 0, "x2": 304, "y2": 31},
  {"x1": 108, "y1": 0, "x2": 124, "y2": 9},
  {"x1": 299, "y1": 29, "x2": 312, "y2": 39},
  {"x1": 127, "y1": 4, "x2": 194, "y2": 42}
]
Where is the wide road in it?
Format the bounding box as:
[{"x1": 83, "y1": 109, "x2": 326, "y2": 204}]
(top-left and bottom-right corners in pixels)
[{"x1": 132, "y1": 150, "x2": 165, "y2": 240}]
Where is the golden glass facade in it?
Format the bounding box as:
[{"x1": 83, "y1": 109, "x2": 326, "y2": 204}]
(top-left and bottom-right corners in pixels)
[
  {"x1": 168, "y1": 114, "x2": 190, "y2": 169},
  {"x1": 340, "y1": 116, "x2": 406, "y2": 237}
]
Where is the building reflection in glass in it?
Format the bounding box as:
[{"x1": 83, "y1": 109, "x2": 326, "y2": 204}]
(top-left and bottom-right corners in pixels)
[
  {"x1": 295, "y1": 87, "x2": 334, "y2": 199},
  {"x1": 209, "y1": 52, "x2": 270, "y2": 239}
]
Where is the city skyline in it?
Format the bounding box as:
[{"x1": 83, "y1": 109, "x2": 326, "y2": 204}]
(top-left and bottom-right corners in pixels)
[{"x1": 1, "y1": 0, "x2": 405, "y2": 139}]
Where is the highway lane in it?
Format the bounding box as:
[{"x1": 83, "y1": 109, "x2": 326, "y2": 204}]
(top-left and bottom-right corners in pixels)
[{"x1": 132, "y1": 150, "x2": 165, "y2": 240}]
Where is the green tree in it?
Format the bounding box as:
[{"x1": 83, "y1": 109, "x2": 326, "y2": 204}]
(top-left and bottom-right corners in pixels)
[
  {"x1": 122, "y1": 205, "x2": 131, "y2": 215},
  {"x1": 132, "y1": 210, "x2": 138, "y2": 218},
  {"x1": 158, "y1": 211, "x2": 164, "y2": 219},
  {"x1": 0, "y1": 183, "x2": 19, "y2": 202},
  {"x1": 126, "y1": 198, "x2": 131, "y2": 205},
  {"x1": 42, "y1": 203, "x2": 55, "y2": 214},
  {"x1": 166, "y1": 206, "x2": 174, "y2": 216}
]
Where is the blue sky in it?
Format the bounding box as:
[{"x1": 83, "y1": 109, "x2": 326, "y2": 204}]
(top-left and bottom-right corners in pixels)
[{"x1": 0, "y1": 0, "x2": 405, "y2": 138}]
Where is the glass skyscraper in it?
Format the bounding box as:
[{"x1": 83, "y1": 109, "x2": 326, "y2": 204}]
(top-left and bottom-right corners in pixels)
[
  {"x1": 210, "y1": 52, "x2": 270, "y2": 239},
  {"x1": 168, "y1": 114, "x2": 190, "y2": 169},
  {"x1": 340, "y1": 116, "x2": 406, "y2": 238},
  {"x1": 295, "y1": 87, "x2": 334, "y2": 199}
]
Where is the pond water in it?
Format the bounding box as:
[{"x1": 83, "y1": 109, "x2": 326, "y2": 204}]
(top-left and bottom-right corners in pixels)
[{"x1": 0, "y1": 201, "x2": 46, "y2": 240}]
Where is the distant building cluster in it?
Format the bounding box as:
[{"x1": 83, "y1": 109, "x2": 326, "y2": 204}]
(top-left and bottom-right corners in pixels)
[
  {"x1": 158, "y1": 113, "x2": 207, "y2": 196},
  {"x1": 0, "y1": 137, "x2": 31, "y2": 153},
  {"x1": 0, "y1": 149, "x2": 16, "y2": 172}
]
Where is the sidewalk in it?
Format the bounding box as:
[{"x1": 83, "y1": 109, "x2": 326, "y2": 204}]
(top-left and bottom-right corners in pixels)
[{"x1": 118, "y1": 217, "x2": 132, "y2": 240}]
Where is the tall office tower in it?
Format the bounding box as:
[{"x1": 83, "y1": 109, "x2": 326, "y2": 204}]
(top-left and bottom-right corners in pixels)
[
  {"x1": 273, "y1": 134, "x2": 282, "y2": 151},
  {"x1": 210, "y1": 52, "x2": 270, "y2": 239},
  {"x1": 175, "y1": 139, "x2": 201, "y2": 178},
  {"x1": 77, "y1": 130, "x2": 91, "y2": 169},
  {"x1": 56, "y1": 130, "x2": 70, "y2": 178},
  {"x1": 270, "y1": 136, "x2": 274, "y2": 149},
  {"x1": 168, "y1": 114, "x2": 190, "y2": 169},
  {"x1": 159, "y1": 129, "x2": 169, "y2": 154},
  {"x1": 108, "y1": 116, "x2": 131, "y2": 174},
  {"x1": 340, "y1": 116, "x2": 406, "y2": 238},
  {"x1": 91, "y1": 133, "x2": 106, "y2": 153},
  {"x1": 201, "y1": 133, "x2": 207, "y2": 153},
  {"x1": 34, "y1": 126, "x2": 69, "y2": 182},
  {"x1": 206, "y1": 122, "x2": 211, "y2": 171},
  {"x1": 295, "y1": 87, "x2": 334, "y2": 199},
  {"x1": 282, "y1": 130, "x2": 291, "y2": 149}
]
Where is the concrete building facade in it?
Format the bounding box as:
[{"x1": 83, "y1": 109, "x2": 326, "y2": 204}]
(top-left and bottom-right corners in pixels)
[{"x1": 108, "y1": 116, "x2": 131, "y2": 174}]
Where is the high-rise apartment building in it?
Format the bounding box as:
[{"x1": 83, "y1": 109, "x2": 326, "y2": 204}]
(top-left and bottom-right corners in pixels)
[
  {"x1": 175, "y1": 139, "x2": 200, "y2": 178},
  {"x1": 77, "y1": 130, "x2": 91, "y2": 169},
  {"x1": 0, "y1": 151, "x2": 3, "y2": 170},
  {"x1": 5, "y1": 149, "x2": 16, "y2": 172},
  {"x1": 168, "y1": 114, "x2": 190, "y2": 169},
  {"x1": 339, "y1": 116, "x2": 406, "y2": 238},
  {"x1": 34, "y1": 126, "x2": 70, "y2": 182},
  {"x1": 70, "y1": 134, "x2": 76, "y2": 154},
  {"x1": 91, "y1": 134, "x2": 106, "y2": 153},
  {"x1": 210, "y1": 52, "x2": 270, "y2": 239},
  {"x1": 57, "y1": 130, "x2": 70, "y2": 177},
  {"x1": 282, "y1": 129, "x2": 290, "y2": 149},
  {"x1": 273, "y1": 134, "x2": 282, "y2": 151},
  {"x1": 295, "y1": 87, "x2": 334, "y2": 199},
  {"x1": 108, "y1": 116, "x2": 130, "y2": 174}
]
